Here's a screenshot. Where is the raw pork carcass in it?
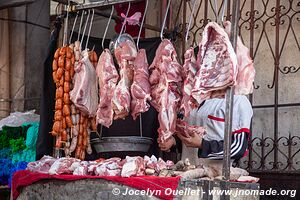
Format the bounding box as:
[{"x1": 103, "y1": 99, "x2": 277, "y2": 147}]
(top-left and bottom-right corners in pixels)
[
  {"x1": 191, "y1": 22, "x2": 237, "y2": 105},
  {"x1": 121, "y1": 156, "x2": 145, "y2": 177},
  {"x1": 180, "y1": 48, "x2": 199, "y2": 117},
  {"x1": 26, "y1": 156, "x2": 56, "y2": 173},
  {"x1": 223, "y1": 21, "x2": 255, "y2": 95},
  {"x1": 96, "y1": 49, "x2": 119, "y2": 127},
  {"x1": 149, "y1": 39, "x2": 183, "y2": 141},
  {"x1": 70, "y1": 50, "x2": 98, "y2": 116},
  {"x1": 112, "y1": 40, "x2": 137, "y2": 119},
  {"x1": 131, "y1": 49, "x2": 151, "y2": 120}
]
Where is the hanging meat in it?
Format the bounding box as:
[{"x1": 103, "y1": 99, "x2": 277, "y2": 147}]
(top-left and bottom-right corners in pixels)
[
  {"x1": 130, "y1": 49, "x2": 151, "y2": 120},
  {"x1": 191, "y1": 22, "x2": 238, "y2": 105},
  {"x1": 52, "y1": 46, "x2": 74, "y2": 154},
  {"x1": 89, "y1": 50, "x2": 98, "y2": 69},
  {"x1": 223, "y1": 21, "x2": 255, "y2": 95},
  {"x1": 96, "y1": 49, "x2": 119, "y2": 127},
  {"x1": 112, "y1": 40, "x2": 137, "y2": 120},
  {"x1": 149, "y1": 39, "x2": 183, "y2": 141},
  {"x1": 180, "y1": 48, "x2": 199, "y2": 117},
  {"x1": 70, "y1": 49, "x2": 98, "y2": 117}
]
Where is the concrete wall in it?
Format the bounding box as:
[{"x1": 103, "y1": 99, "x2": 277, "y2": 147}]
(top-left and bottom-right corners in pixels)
[
  {"x1": 9, "y1": 6, "x2": 26, "y2": 113},
  {"x1": 24, "y1": 0, "x2": 50, "y2": 112}
]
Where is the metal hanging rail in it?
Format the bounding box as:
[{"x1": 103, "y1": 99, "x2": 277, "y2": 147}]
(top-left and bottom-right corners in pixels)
[
  {"x1": 52, "y1": 0, "x2": 172, "y2": 34},
  {"x1": 72, "y1": 0, "x2": 143, "y2": 11}
]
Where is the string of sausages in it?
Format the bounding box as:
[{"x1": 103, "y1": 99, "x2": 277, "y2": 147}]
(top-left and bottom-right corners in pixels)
[
  {"x1": 52, "y1": 46, "x2": 74, "y2": 154},
  {"x1": 52, "y1": 41, "x2": 97, "y2": 160}
]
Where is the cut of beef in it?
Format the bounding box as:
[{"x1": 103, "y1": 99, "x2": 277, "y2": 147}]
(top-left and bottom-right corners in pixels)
[
  {"x1": 112, "y1": 40, "x2": 137, "y2": 119},
  {"x1": 96, "y1": 49, "x2": 119, "y2": 127},
  {"x1": 131, "y1": 49, "x2": 151, "y2": 120},
  {"x1": 70, "y1": 50, "x2": 98, "y2": 117},
  {"x1": 192, "y1": 22, "x2": 237, "y2": 105}
]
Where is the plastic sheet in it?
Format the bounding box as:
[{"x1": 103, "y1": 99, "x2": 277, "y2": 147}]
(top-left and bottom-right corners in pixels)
[{"x1": 0, "y1": 110, "x2": 40, "y2": 131}]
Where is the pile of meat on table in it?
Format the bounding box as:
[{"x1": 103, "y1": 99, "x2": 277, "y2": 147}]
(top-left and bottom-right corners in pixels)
[{"x1": 26, "y1": 156, "x2": 259, "y2": 183}]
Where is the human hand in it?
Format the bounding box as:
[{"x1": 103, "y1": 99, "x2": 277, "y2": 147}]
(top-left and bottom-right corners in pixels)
[
  {"x1": 177, "y1": 131, "x2": 203, "y2": 148},
  {"x1": 157, "y1": 136, "x2": 176, "y2": 152}
]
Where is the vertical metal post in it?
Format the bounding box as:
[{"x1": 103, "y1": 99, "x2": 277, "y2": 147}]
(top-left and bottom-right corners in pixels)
[
  {"x1": 273, "y1": 0, "x2": 280, "y2": 170},
  {"x1": 222, "y1": 0, "x2": 240, "y2": 199},
  {"x1": 226, "y1": 0, "x2": 231, "y2": 21},
  {"x1": 248, "y1": 0, "x2": 255, "y2": 170},
  {"x1": 204, "y1": 0, "x2": 208, "y2": 25},
  {"x1": 182, "y1": 0, "x2": 187, "y2": 61}
]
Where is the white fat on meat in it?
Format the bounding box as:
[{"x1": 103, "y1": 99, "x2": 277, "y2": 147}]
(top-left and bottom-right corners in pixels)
[
  {"x1": 26, "y1": 155, "x2": 56, "y2": 173},
  {"x1": 223, "y1": 21, "x2": 255, "y2": 95},
  {"x1": 112, "y1": 40, "x2": 137, "y2": 120},
  {"x1": 192, "y1": 22, "x2": 237, "y2": 105},
  {"x1": 180, "y1": 48, "x2": 199, "y2": 117},
  {"x1": 121, "y1": 156, "x2": 145, "y2": 177},
  {"x1": 70, "y1": 50, "x2": 98, "y2": 117},
  {"x1": 130, "y1": 49, "x2": 151, "y2": 120},
  {"x1": 48, "y1": 157, "x2": 80, "y2": 175},
  {"x1": 96, "y1": 49, "x2": 119, "y2": 127},
  {"x1": 149, "y1": 39, "x2": 183, "y2": 141}
]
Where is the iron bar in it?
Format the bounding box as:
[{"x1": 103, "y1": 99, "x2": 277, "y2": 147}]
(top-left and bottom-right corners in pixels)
[
  {"x1": 252, "y1": 103, "x2": 300, "y2": 109},
  {"x1": 54, "y1": 0, "x2": 172, "y2": 34},
  {"x1": 222, "y1": 0, "x2": 240, "y2": 199},
  {"x1": 182, "y1": 0, "x2": 186, "y2": 61},
  {"x1": 248, "y1": 0, "x2": 255, "y2": 170},
  {"x1": 204, "y1": 0, "x2": 208, "y2": 25},
  {"x1": 226, "y1": 0, "x2": 231, "y2": 21},
  {"x1": 273, "y1": 0, "x2": 280, "y2": 170},
  {"x1": 72, "y1": 0, "x2": 143, "y2": 11}
]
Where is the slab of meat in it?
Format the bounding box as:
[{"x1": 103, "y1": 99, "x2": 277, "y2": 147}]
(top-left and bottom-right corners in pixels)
[
  {"x1": 121, "y1": 156, "x2": 145, "y2": 177},
  {"x1": 26, "y1": 156, "x2": 56, "y2": 173},
  {"x1": 70, "y1": 50, "x2": 98, "y2": 117},
  {"x1": 176, "y1": 119, "x2": 206, "y2": 138},
  {"x1": 112, "y1": 40, "x2": 137, "y2": 119},
  {"x1": 131, "y1": 49, "x2": 151, "y2": 120},
  {"x1": 180, "y1": 48, "x2": 200, "y2": 117},
  {"x1": 223, "y1": 21, "x2": 255, "y2": 95},
  {"x1": 191, "y1": 22, "x2": 237, "y2": 105},
  {"x1": 96, "y1": 49, "x2": 119, "y2": 127},
  {"x1": 149, "y1": 39, "x2": 183, "y2": 141},
  {"x1": 48, "y1": 157, "x2": 80, "y2": 175}
]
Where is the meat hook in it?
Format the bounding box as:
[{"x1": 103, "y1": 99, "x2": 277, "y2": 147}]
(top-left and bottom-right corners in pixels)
[
  {"x1": 69, "y1": 11, "x2": 79, "y2": 44},
  {"x1": 185, "y1": 0, "x2": 197, "y2": 44},
  {"x1": 102, "y1": 5, "x2": 114, "y2": 50},
  {"x1": 63, "y1": 0, "x2": 71, "y2": 46},
  {"x1": 160, "y1": 0, "x2": 171, "y2": 40},
  {"x1": 85, "y1": 9, "x2": 94, "y2": 50},
  {"x1": 80, "y1": 9, "x2": 90, "y2": 50},
  {"x1": 136, "y1": 0, "x2": 149, "y2": 50},
  {"x1": 117, "y1": 2, "x2": 131, "y2": 43},
  {"x1": 211, "y1": 0, "x2": 218, "y2": 24},
  {"x1": 220, "y1": 0, "x2": 227, "y2": 23},
  {"x1": 77, "y1": 10, "x2": 85, "y2": 41}
]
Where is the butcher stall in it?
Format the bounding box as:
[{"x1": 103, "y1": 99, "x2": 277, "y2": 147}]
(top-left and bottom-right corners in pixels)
[{"x1": 7, "y1": 0, "x2": 264, "y2": 199}]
